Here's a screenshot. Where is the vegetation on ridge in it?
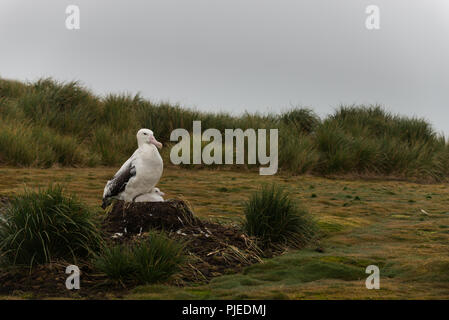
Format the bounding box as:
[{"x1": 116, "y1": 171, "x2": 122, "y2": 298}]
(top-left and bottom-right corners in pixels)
[{"x1": 1, "y1": 77, "x2": 448, "y2": 181}]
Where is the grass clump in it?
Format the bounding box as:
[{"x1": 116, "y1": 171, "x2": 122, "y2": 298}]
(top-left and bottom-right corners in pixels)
[
  {"x1": 0, "y1": 78, "x2": 28, "y2": 99},
  {"x1": 92, "y1": 245, "x2": 135, "y2": 282},
  {"x1": 280, "y1": 108, "x2": 320, "y2": 134},
  {"x1": 243, "y1": 184, "x2": 317, "y2": 248},
  {"x1": 19, "y1": 78, "x2": 101, "y2": 138},
  {"x1": 93, "y1": 232, "x2": 186, "y2": 284},
  {"x1": 0, "y1": 185, "x2": 103, "y2": 267}
]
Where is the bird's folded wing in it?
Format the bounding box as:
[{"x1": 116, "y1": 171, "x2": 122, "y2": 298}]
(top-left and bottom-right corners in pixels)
[{"x1": 103, "y1": 152, "x2": 137, "y2": 199}]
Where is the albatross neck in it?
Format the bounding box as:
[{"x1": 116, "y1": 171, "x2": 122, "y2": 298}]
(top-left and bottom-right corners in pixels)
[{"x1": 138, "y1": 142, "x2": 158, "y2": 151}]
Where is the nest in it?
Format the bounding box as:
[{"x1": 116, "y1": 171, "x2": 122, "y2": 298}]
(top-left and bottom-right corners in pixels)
[{"x1": 102, "y1": 199, "x2": 263, "y2": 282}]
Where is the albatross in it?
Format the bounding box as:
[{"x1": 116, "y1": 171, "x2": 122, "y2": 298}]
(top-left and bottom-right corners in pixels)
[
  {"x1": 134, "y1": 187, "x2": 165, "y2": 202},
  {"x1": 101, "y1": 128, "x2": 163, "y2": 209}
]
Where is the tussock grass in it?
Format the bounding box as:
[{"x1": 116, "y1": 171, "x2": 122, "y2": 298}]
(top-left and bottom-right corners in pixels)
[
  {"x1": 0, "y1": 118, "x2": 90, "y2": 167},
  {"x1": 280, "y1": 108, "x2": 320, "y2": 134},
  {"x1": 19, "y1": 79, "x2": 101, "y2": 138},
  {"x1": 1, "y1": 77, "x2": 448, "y2": 181},
  {"x1": 0, "y1": 78, "x2": 28, "y2": 99},
  {"x1": 243, "y1": 184, "x2": 317, "y2": 248},
  {"x1": 279, "y1": 127, "x2": 319, "y2": 174},
  {"x1": 0, "y1": 185, "x2": 103, "y2": 267},
  {"x1": 93, "y1": 232, "x2": 186, "y2": 284},
  {"x1": 92, "y1": 245, "x2": 135, "y2": 282},
  {"x1": 315, "y1": 106, "x2": 449, "y2": 181}
]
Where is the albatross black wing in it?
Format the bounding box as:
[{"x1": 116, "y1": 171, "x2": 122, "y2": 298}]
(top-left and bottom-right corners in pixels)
[{"x1": 101, "y1": 161, "x2": 136, "y2": 209}]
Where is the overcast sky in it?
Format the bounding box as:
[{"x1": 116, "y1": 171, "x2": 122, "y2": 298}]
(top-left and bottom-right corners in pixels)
[{"x1": 1, "y1": 0, "x2": 448, "y2": 135}]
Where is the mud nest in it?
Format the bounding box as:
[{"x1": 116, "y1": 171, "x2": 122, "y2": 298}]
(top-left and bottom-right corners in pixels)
[
  {"x1": 103, "y1": 199, "x2": 198, "y2": 234},
  {"x1": 103, "y1": 199, "x2": 263, "y2": 282}
]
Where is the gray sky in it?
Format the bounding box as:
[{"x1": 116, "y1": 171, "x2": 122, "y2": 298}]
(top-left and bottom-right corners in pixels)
[{"x1": 1, "y1": 0, "x2": 448, "y2": 135}]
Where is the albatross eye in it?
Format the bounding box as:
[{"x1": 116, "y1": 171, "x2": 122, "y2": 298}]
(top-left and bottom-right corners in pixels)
[{"x1": 143, "y1": 133, "x2": 148, "y2": 135}]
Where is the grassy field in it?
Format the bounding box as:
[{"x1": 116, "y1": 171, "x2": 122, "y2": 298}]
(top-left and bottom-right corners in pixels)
[{"x1": 1, "y1": 166, "x2": 448, "y2": 299}]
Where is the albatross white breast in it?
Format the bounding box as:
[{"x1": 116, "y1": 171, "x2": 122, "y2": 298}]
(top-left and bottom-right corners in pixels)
[{"x1": 101, "y1": 128, "x2": 163, "y2": 208}]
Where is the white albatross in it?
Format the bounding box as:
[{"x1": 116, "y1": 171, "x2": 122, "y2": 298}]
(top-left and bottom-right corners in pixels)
[
  {"x1": 134, "y1": 187, "x2": 165, "y2": 202},
  {"x1": 101, "y1": 129, "x2": 163, "y2": 209}
]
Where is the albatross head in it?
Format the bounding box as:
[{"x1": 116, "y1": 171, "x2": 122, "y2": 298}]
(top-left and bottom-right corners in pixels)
[
  {"x1": 137, "y1": 128, "x2": 163, "y2": 149},
  {"x1": 153, "y1": 187, "x2": 165, "y2": 196}
]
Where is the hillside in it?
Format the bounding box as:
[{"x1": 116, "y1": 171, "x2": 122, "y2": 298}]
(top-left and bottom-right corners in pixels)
[{"x1": 1, "y1": 77, "x2": 448, "y2": 181}]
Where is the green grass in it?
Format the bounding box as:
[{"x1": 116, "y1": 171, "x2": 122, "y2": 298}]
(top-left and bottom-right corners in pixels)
[
  {"x1": 92, "y1": 245, "x2": 136, "y2": 282},
  {"x1": 93, "y1": 232, "x2": 186, "y2": 284},
  {"x1": 128, "y1": 250, "x2": 389, "y2": 299},
  {"x1": 0, "y1": 185, "x2": 103, "y2": 267},
  {"x1": 1, "y1": 77, "x2": 448, "y2": 181},
  {"x1": 280, "y1": 108, "x2": 320, "y2": 134},
  {"x1": 315, "y1": 106, "x2": 449, "y2": 180},
  {"x1": 232, "y1": 251, "x2": 367, "y2": 285},
  {"x1": 243, "y1": 184, "x2": 317, "y2": 248}
]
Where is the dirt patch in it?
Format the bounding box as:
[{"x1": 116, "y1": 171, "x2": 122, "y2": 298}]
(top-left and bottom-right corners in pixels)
[
  {"x1": 103, "y1": 199, "x2": 197, "y2": 233},
  {"x1": 0, "y1": 262, "x2": 124, "y2": 299}
]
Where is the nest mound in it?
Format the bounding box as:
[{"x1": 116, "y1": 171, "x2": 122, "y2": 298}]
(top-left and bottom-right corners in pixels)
[
  {"x1": 103, "y1": 199, "x2": 198, "y2": 233},
  {"x1": 103, "y1": 199, "x2": 263, "y2": 282}
]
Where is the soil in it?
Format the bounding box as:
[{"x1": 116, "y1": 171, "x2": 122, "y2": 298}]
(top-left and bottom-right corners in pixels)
[
  {"x1": 0, "y1": 199, "x2": 264, "y2": 298},
  {"x1": 0, "y1": 262, "x2": 121, "y2": 299},
  {"x1": 103, "y1": 199, "x2": 198, "y2": 233}
]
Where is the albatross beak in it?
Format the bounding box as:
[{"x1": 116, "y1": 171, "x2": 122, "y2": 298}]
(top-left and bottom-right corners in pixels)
[{"x1": 150, "y1": 136, "x2": 163, "y2": 149}]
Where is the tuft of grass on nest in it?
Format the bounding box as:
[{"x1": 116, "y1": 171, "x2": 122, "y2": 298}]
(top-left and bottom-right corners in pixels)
[
  {"x1": 0, "y1": 185, "x2": 103, "y2": 267},
  {"x1": 243, "y1": 184, "x2": 317, "y2": 249},
  {"x1": 93, "y1": 232, "x2": 186, "y2": 284}
]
